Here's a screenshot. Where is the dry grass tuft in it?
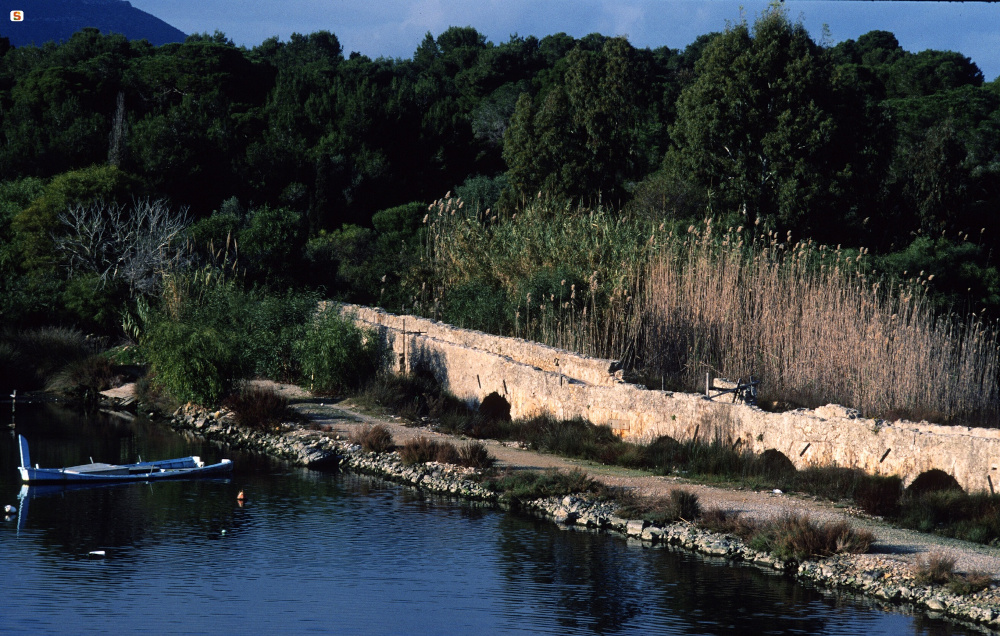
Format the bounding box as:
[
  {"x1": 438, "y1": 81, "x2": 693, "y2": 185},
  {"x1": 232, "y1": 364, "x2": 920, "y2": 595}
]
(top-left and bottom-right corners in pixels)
[
  {"x1": 349, "y1": 424, "x2": 395, "y2": 453},
  {"x1": 223, "y1": 385, "x2": 293, "y2": 431},
  {"x1": 457, "y1": 441, "x2": 495, "y2": 469},
  {"x1": 913, "y1": 551, "x2": 957, "y2": 585}
]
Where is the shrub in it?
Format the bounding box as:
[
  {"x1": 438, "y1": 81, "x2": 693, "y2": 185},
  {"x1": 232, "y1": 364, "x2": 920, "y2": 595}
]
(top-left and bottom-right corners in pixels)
[
  {"x1": 697, "y1": 508, "x2": 757, "y2": 540},
  {"x1": 750, "y1": 514, "x2": 874, "y2": 562},
  {"x1": 618, "y1": 488, "x2": 702, "y2": 525},
  {"x1": 134, "y1": 372, "x2": 177, "y2": 414},
  {"x1": 296, "y1": 308, "x2": 386, "y2": 395},
  {"x1": 913, "y1": 552, "x2": 957, "y2": 585},
  {"x1": 668, "y1": 489, "x2": 702, "y2": 521},
  {"x1": 947, "y1": 570, "x2": 993, "y2": 595},
  {"x1": 5, "y1": 327, "x2": 94, "y2": 388},
  {"x1": 399, "y1": 436, "x2": 442, "y2": 465},
  {"x1": 482, "y1": 468, "x2": 602, "y2": 502},
  {"x1": 434, "y1": 442, "x2": 461, "y2": 465},
  {"x1": 357, "y1": 372, "x2": 468, "y2": 422},
  {"x1": 45, "y1": 353, "x2": 117, "y2": 398},
  {"x1": 458, "y1": 441, "x2": 495, "y2": 469},
  {"x1": 144, "y1": 319, "x2": 241, "y2": 406},
  {"x1": 223, "y1": 385, "x2": 294, "y2": 431},
  {"x1": 350, "y1": 424, "x2": 394, "y2": 453},
  {"x1": 854, "y1": 475, "x2": 903, "y2": 517}
]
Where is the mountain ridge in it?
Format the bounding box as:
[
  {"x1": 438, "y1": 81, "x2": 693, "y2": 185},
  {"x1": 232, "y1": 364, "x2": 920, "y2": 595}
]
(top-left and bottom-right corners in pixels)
[{"x1": 0, "y1": 0, "x2": 186, "y2": 47}]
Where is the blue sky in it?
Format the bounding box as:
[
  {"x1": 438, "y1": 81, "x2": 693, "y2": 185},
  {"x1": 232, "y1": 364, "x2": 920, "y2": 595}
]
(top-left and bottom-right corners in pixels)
[{"x1": 127, "y1": 0, "x2": 1000, "y2": 81}]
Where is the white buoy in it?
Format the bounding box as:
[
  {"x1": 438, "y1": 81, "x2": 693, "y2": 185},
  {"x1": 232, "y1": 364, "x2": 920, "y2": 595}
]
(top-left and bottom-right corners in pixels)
[{"x1": 3, "y1": 504, "x2": 15, "y2": 515}]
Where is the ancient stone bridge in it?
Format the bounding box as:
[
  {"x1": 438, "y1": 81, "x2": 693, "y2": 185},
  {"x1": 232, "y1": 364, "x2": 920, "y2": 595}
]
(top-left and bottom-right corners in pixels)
[{"x1": 338, "y1": 303, "x2": 1000, "y2": 493}]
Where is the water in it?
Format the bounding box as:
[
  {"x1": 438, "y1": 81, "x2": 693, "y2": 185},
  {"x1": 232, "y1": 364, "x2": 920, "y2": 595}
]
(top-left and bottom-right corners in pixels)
[{"x1": 0, "y1": 403, "x2": 977, "y2": 635}]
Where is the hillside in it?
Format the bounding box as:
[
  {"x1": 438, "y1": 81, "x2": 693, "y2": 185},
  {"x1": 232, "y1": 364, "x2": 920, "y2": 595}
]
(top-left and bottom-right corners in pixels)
[{"x1": 0, "y1": 0, "x2": 185, "y2": 46}]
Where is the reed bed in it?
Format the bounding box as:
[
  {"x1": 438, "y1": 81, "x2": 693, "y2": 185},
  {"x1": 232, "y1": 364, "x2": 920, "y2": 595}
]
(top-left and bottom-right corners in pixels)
[
  {"x1": 640, "y1": 221, "x2": 1000, "y2": 425},
  {"x1": 414, "y1": 193, "x2": 655, "y2": 359},
  {"x1": 410, "y1": 193, "x2": 1000, "y2": 426}
]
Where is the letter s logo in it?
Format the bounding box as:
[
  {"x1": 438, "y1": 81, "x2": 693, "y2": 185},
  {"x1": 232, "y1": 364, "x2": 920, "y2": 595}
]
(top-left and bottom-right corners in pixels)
[{"x1": 10, "y1": 11, "x2": 24, "y2": 21}]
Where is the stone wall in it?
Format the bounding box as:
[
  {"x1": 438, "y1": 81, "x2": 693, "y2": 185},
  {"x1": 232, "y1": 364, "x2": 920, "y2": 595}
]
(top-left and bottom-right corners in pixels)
[{"x1": 337, "y1": 303, "x2": 1000, "y2": 493}]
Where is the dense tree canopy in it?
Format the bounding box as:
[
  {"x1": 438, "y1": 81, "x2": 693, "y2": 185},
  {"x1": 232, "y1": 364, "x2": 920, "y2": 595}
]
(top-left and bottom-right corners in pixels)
[{"x1": 2, "y1": 11, "x2": 1000, "y2": 332}]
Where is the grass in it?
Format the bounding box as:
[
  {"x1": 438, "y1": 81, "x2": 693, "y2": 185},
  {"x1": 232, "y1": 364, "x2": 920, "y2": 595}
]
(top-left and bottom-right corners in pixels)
[
  {"x1": 618, "y1": 488, "x2": 702, "y2": 525},
  {"x1": 479, "y1": 468, "x2": 606, "y2": 504},
  {"x1": 697, "y1": 508, "x2": 873, "y2": 562},
  {"x1": 913, "y1": 552, "x2": 957, "y2": 585},
  {"x1": 0, "y1": 327, "x2": 98, "y2": 391},
  {"x1": 911, "y1": 552, "x2": 994, "y2": 595},
  {"x1": 746, "y1": 514, "x2": 874, "y2": 562},
  {"x1": 398, "y1": 436, "x2": 497, "y2": 469},
  {"x1": 897, "y1": 490, "x2": 1000, "y2": 542},
  {"x1": 223, "y1": 385, "x2": 296, "y2": 431},
  {"x1": 640, "y1": 222, "x2": 1000, "y2": 426},
  {"x1": 350, "y1": 424, "x2": 395, "y2": 453},
  {"x1": 44, "y1": 353, "x2": 118, "y2": 399},
  {"x1": 356, "y1": 372, "x2": 468, "y2": 422},
  {"x1": 458, "y1": 441, "x2": 495, "y2": 469},
  {"x1": 413, "y1": 197, "x2": 1000, "y2": 426}
]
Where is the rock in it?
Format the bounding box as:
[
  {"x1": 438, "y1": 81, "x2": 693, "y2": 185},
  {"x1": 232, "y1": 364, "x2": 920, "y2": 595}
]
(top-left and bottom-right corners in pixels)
[
  {"x1": 553, "y1": 507, "x2": 578, "y2": 525},
  {"x1": 926, "y1": 597, "x2": 948, "y2": 611},
  {"x1": 625, "y1": 519, "x2": 647, "y2": 537}
]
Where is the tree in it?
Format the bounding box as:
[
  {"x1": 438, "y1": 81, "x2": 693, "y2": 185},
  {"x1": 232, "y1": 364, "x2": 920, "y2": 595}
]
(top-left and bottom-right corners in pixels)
[
  {"x1": 660, "y1": 5, "x2": 888, "y2": 241},
  {"x1": 10, "y1": 165, "x2": 142, "y2": 276},
  {"x1": 56, "y1": 198, "x2": 190, "y2": 296},
  {"x1": 502, "y1": 37, "x2": 641, "y2": 204}
]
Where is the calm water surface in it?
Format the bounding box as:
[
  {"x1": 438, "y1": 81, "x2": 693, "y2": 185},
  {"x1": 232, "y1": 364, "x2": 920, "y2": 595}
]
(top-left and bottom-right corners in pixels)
[{"x1": 0, "y1": 403, "x2": 976, "y2": 635}]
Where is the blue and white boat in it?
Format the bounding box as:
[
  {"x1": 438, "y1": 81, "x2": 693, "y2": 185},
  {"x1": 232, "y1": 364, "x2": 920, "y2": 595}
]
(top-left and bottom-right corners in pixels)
[{"x1": 17, "y1": 434, "x2": 233, "y2": 483}]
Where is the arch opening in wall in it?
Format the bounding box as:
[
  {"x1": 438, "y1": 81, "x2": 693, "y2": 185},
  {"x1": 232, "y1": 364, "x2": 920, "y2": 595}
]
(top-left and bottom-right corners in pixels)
[
  {"x1": 760, "y1": 449, "x2": 796, "y2": 479},
  {"x1": 478, "y1": 391, "x2": 511, "y2": 422},
  {"x1": 905, "y1": 469, "x2": 963, "y2": 497}
]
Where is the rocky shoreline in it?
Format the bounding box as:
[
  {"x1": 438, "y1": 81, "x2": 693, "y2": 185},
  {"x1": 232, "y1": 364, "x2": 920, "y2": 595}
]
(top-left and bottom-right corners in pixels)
[{"x1": 170, "y1": 403, "x2": 1000, "y2": 633}]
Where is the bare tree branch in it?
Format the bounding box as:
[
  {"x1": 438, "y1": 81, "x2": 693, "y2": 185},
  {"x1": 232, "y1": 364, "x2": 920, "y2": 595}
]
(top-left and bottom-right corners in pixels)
[{"x1": 56, "y1": 198, "x2": 191, "y2": 296}]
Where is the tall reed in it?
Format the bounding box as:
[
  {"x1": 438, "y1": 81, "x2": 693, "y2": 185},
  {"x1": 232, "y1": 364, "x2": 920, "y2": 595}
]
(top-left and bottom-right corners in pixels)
[
  {"x1": 414, "y1": 193, "x2": 657, "y2": 359},
  {"x1": 640, "y1": 221, "x2": 1000, "y2": 425}
]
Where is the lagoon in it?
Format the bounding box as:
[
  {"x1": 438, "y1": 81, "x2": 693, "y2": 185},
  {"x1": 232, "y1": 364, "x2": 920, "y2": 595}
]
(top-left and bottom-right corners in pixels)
[{"x1": 0, "y1": 403, "x2": 975, "y2": 635}]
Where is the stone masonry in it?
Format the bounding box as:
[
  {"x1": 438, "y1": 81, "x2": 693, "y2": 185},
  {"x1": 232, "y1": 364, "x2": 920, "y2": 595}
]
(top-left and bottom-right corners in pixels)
[{"x1": 336, "y1": 303, "x2": 1000, "y2": 493}]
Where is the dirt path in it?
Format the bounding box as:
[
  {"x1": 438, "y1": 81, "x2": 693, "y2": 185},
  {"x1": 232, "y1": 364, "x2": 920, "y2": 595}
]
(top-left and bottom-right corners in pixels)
[{"x1": 260, "y1": 381, "x2": 1000, "y2": 577}]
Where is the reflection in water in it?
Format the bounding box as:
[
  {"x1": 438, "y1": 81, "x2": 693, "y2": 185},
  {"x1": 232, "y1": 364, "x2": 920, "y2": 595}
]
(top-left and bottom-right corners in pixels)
[{"x1": 0, "y1": 404, "x2": 982, "y2": 635}]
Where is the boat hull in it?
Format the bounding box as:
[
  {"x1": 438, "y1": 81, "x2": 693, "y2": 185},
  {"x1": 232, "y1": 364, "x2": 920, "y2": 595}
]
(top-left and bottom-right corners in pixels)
[
  {"x1": 18, "y1": 460, "x2": 233, "y2": 483},
  {"x1": 17, "y1": 435, "x2": 234, "y2": 483}
]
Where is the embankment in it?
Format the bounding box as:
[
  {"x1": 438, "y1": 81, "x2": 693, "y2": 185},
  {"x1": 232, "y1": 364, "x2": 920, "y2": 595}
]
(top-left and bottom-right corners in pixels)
[{"x1": 168, "y1": 401, "x2": 1000, "y2": 631}]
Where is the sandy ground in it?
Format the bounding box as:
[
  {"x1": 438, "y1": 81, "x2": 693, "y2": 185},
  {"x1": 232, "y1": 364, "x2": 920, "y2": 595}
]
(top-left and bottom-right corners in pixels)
[{"x1": 253, "y1": 380, "x2": 1000, "y2": 578}]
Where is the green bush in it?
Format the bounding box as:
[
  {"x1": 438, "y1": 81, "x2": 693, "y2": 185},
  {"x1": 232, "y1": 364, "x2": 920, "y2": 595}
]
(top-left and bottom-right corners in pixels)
[
  {"x1": 144, "y1": 319, "x2": 241, "y2": 406},
  {"x1": 296, "y1": 308, "x2": 386, "y2": 395}
]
